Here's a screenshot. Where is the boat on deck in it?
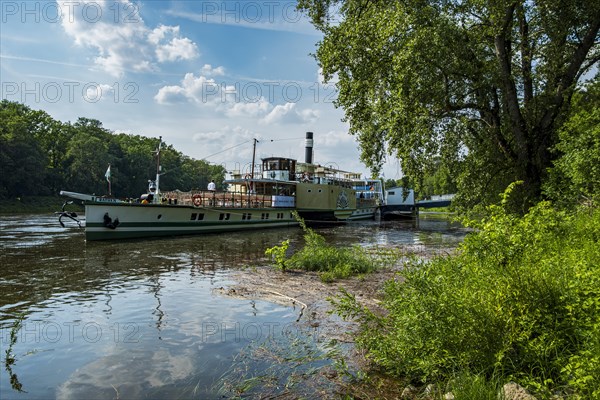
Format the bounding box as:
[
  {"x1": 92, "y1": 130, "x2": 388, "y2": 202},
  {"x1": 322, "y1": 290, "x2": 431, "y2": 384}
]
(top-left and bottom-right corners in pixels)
[{"x1": 57, "y1": 133, "x2": 357, "y2": 241}]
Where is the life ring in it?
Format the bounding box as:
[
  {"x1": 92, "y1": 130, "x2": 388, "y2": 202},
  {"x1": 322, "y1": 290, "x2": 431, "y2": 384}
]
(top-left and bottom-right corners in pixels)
[{"x1": 192, "y1": 194, "x2": 202, "y2": 207}]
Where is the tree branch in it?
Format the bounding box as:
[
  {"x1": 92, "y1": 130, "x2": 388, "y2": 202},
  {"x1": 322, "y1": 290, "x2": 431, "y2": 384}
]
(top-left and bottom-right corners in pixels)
[
  {"x1": 494, "y1": 3, "x2": 529, "y2": 164},
  {"x1": 540, "y1": 18, "x2": 600, "y2": 132},
  {"x1": 518, "y1": 4, "x2": 533, "y2": 105}
]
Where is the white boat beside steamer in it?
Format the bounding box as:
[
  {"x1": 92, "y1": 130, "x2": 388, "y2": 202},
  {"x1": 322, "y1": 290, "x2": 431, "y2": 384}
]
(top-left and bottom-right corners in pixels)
[
  {"x1": 57, "y1": 133, "x2": 358, "y2": 241},
  {"x1": 344, "y1": 174, "x2": 384, "y2": 220},
  {"x1": 380, "y1": 187, "x2": 417, "y2": 219}
]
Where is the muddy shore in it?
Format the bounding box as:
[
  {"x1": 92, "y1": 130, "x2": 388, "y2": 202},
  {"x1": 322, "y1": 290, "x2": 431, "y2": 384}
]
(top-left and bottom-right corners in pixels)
[
  {"x1": 213, "y1": 242, "x2": 459, "y2": 398},
  {"x1": 216, "y1": 264, "x2": 400, "y2": 340},
  {"x1": 214, "y1": 265, "x2": 403, "y2": 398},
  {"x1": 216, "y1": 241, "x2": 457, "y2": 341}
]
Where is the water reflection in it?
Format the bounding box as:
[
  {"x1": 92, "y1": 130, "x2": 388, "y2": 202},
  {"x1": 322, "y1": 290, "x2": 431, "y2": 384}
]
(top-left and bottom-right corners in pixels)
[{"x1": 0, "y1": 214, "x2": 466, "y2": 399}]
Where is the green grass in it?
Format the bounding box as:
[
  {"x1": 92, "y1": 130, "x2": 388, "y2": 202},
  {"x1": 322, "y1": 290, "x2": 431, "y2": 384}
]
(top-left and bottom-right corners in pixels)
[{"x1": 265, "y1": 212, "x2": 385, "y2": 282}]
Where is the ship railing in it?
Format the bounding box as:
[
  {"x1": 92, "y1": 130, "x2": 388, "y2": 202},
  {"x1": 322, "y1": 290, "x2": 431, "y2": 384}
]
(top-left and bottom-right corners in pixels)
[{"x1": 161, "y1": 190, "x2": 294, "y2": 209}]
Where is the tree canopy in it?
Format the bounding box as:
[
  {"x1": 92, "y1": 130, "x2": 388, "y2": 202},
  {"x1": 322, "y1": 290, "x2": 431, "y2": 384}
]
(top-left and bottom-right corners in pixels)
[
  {"x1": 0, "y1": 100, "x2": 225, "y2": 199},
  {"x1": 298, "y1": 0, "x2": 600, "y2": 210}
]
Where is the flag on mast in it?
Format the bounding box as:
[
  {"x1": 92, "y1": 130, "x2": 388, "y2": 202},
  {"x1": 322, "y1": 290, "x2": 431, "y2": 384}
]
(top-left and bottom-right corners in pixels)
[{"x1": 105, "y1": 164, "x2": 112, "y2": 196}]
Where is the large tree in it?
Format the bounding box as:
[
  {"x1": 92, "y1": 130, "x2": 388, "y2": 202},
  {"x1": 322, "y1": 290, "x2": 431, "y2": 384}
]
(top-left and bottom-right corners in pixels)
[{"x1": 299, "y1": 0, "x2": 599, "y2": 209}]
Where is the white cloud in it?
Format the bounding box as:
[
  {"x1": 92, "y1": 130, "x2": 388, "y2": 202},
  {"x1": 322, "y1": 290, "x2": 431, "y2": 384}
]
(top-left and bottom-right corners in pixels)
[
  {"x1": 225, "y1": 97, "x2": 272, "y2": 117},
  {"x1": 201, "y1": 64, "x2": 225, "y2": 76},
  {"x1": 150, "y1": 25, "x2": 199, "y2": 62},
  {"x1": 155, "y1": 72, "x2": 321, "y2": 126},
  {"x1": 84, "y1": 83, "x2": 115, "y2": 101},
  {"x1": 154, "y1": 85, "x2": 189, "y2": 104},
  {"x1": 58, "y1": 1, "x2": 198, "y2": 77},
  {"x1": 260, "y1": 102, "x2": 320, "y2": 125},
  {"x1": 154, "y1": 73, "x2": 220, "y2": 104}
]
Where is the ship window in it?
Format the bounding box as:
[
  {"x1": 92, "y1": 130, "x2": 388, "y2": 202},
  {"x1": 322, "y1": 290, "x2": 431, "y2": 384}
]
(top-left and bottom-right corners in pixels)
[
  {"x1": 389, "y1": 191, "x2": 395, "y2": 195},
  {"x1": 197, "y1": 213, "x2": 205, "y2": 220},
  {"x1": 247, "y1": 213, "x2": 251, "y2": 220},
  {"x1": 157, "y1": 214, "x2": 162, "y2": 219},
  {"x1": 307, "y1": 189, "x2": 312, "y2": 193},
  {"x1": 219, "y1": 213, "x2": 225, "y2": 220},
  {"x1": 318, "y1": 189, "x2": 322, "y2": 193},
  {"x1": 225, "y1": 213, "x2": 230, "y2": 220},
  {"x1": 190, "y1": 213, "x2": 197, "y2": 220}
]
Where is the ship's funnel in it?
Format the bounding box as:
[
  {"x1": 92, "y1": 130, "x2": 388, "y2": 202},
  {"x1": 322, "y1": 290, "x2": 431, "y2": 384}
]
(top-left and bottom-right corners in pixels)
[{"x1": 305, "y1": 132, "x2": 313, "y2": 164}]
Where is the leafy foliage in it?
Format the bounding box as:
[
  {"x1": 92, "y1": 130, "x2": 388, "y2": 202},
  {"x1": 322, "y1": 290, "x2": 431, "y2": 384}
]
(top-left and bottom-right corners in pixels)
[
  {"x1": 332, "y1": 197, "x2": 600, "y2": 397},
  {"x1": 298, "y1": 0, "x2": 600, "y2": 210},
  {"x1": 265, "y1": 239, "x2": 291, "y2": 271},
  {"x1": 545, "y1": 78, "x2": 600, "y2": 207},
  {"x1": 0, "y1": 101, "x2": 225, "y2": 199}
]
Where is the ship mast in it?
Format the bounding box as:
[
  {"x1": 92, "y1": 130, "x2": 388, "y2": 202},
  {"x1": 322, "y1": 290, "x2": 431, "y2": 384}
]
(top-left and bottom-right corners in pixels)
[
  {"x1": 155, "y1": 136, "x2": 162, "y2": 203},
  {"x1": 250, "y1": 138, "x2": 258, "y2": 192},
  {"x1": 250, "y1": 138, "x2": 258, "y2": 178}
]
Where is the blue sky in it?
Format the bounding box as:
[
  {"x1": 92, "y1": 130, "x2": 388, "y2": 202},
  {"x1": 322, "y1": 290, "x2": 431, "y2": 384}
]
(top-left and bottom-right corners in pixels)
[{"x1": 1, "y1": 0, "x2": 402, "y2": 179}]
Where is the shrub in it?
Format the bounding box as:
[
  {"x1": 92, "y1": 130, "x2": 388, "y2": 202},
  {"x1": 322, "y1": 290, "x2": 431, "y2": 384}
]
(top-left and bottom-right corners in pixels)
[
  {"x1": 332, "y1": 200, "x2": 600, "y2": 397},
  {"x1": 265, "y1": 212, "x2": 379, "y2": 282}
]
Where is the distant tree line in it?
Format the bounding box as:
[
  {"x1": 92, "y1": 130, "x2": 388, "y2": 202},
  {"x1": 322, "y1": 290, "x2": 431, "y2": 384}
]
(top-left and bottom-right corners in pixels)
[{"x1": 0, "y1": 100, "x2": 225, "y2": 199}]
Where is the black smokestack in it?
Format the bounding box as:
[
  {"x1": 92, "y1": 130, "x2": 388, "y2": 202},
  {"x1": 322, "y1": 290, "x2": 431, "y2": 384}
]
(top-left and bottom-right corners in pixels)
[{"x1": 305, "y1": 131, "x2": 313, "y2": 164}]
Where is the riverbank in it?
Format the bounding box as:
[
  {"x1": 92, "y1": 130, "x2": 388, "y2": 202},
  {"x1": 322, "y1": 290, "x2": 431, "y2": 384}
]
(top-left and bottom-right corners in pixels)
[
  {"x1": 216, "y1": 242, "x2": 459, "y2": 398},
  {"x1": 216, "y1": 266, "x2": 403, "y2": 397},
  {"x1": 0, "y1": 196, "x2": 81, "y2": 214}
]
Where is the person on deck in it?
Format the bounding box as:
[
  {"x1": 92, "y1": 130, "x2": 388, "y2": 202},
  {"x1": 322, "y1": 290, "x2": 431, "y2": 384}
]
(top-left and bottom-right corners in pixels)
[{"x1": 207, "y1": 180, "x2": 216, "y2": 191}]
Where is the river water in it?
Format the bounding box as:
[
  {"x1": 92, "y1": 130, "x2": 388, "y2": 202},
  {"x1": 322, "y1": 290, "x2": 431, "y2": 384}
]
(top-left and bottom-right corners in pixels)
[{"x1": 0, "y1": 214, "x2": 465, "y2": 399}]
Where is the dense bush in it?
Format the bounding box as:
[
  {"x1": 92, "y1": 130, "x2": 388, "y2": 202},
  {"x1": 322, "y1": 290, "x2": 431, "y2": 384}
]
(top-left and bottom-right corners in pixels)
[{"x1": 333, "y1": 197, "x2": 600, "y2": 397}]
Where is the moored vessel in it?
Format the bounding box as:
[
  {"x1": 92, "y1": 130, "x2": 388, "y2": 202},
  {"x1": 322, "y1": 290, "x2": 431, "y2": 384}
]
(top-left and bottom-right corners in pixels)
[
  {"x1": 345, "y1": 175, "x2": 384, "y2": 220},
  {"x1": 58, "y1": 133, "x2": 357, "y2": 240}
]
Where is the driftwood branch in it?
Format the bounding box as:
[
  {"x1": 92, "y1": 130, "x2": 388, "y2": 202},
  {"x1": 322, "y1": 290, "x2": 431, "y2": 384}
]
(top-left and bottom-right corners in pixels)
[{"x1": 263, "y1": 289, "x2": 307, "y2": 322}]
